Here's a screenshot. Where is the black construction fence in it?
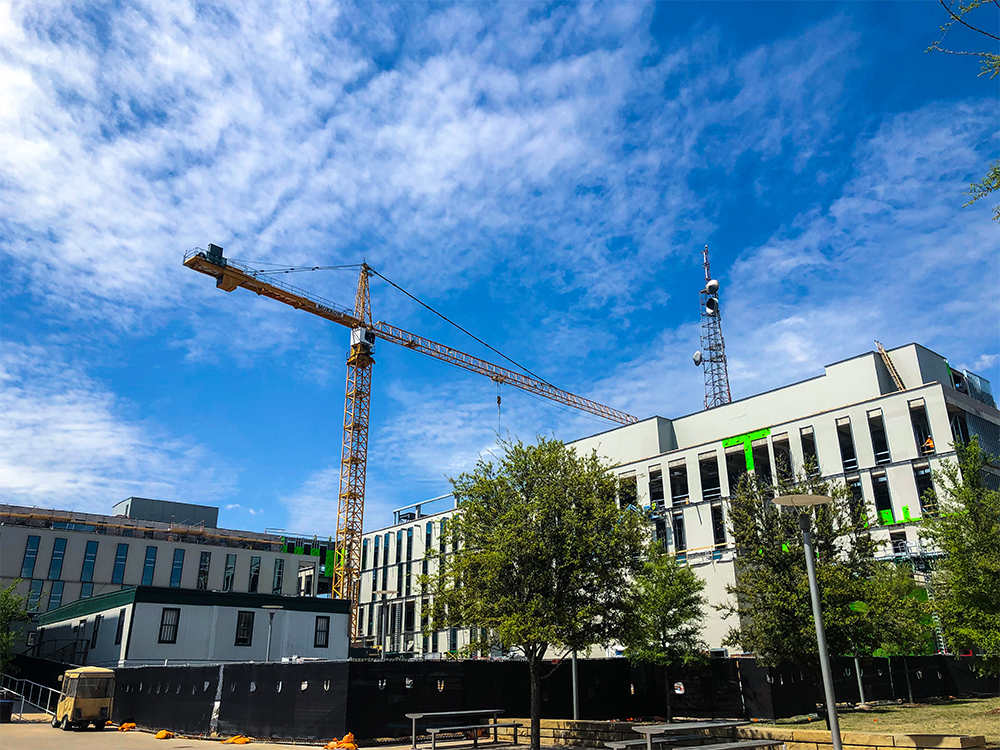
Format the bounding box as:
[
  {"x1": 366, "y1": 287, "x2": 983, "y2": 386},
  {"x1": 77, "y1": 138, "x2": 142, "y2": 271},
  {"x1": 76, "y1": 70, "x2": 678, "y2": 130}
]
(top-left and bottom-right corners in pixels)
[{"x1": 20, "y1": 654, "x2": 998, "y2": 741}]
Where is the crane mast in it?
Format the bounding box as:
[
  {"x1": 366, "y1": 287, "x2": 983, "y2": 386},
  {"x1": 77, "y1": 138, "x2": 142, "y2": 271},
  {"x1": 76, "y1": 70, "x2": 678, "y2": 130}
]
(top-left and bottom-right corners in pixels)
[{"x1": 183, "y1": 245, "x2": 638, "y2": 639}]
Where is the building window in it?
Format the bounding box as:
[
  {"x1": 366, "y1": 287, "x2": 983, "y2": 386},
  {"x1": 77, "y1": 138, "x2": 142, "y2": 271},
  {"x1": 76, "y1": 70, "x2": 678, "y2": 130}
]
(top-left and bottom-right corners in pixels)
[
  {"x1": 648, "y1": 465, "x2": 665, "y2": 508},
  {"x1": 158, "y1": 608, "x2": 180, "y2": 644},
  {"x1": 358, "y1": 607, "x2": 365, "y2": 637},
  {"x1": 909, "y1": 400, "x2": 935, "y2": 455},
  {"x1": 432, "y1": 629, "x2": 439, "y2": 653},
  {"x1": 224, "y1": 554, "x2": 236, "y2": 592},
  {"x1": 800, "y1": 427, "x2": 820, "y2": 474},
  {"x1": 48, "y1": 538, "x2": 67, "y2": 580},
  {"x1": 699, "y1": 452, "x2": 721, "y2": 501},
  {"x1": 115, "y1": 608, "x2": 126, "y2": 645},
  {"x1": 170, "y1": 549, "x2": 185, "y2": 588},
  {"x1": 711, "y1": 504, "x2": 726, "y2": 546},
  {"x1": 197, "y1": 551, "x2": 211, "y2": 590},
  {"x1": 405, "y1": 562, "x2": 412, "y2": 597},
  {"x1": 361, "y1": 539, "x2": 369, "y2": 570},
  {"x1": 404, "y1": 528, "x2": 412, "y2": 561},
  {"x1": 395, "y1": 530, "x2": 403, "y2": 564},
  {"x1": 725, "y1": 445, "x2": 747, "y2": 495},
  {"x1": 752, "y1": 440, "x2": 773, "y2": 485},
  {"x1": 449, "y1": 627, "x2": 458, "y2": 653},
  {"x1": 235, "y1": 611, "x2": 255, "y2": 646},
  {"x1": 672, "y1": 512, "x2": 687, "y2": 554},
  {"x1": 112, "y1": 543, "x2": 129, "y2": 585},
  {"x1": 872, "y1": 472, "x2": 894, "y2": 524},
  {"x1": 668, "y1": 461, "x2": 689, "y2": 503},
  {"x1": 950, "y1": 408, "x2": 971, "y2": 444},
  {"x1": 913, "y1": 463, "x2": 936, "y2": 515},
  {"x1": 367, "y1": 604, "x2": 374, "y2": 637},
  {"x1": 654, "y1": 516, "x2": 668, "y2": 545},
  {"x1": 248, "y1": 556, "x2": 261, "y2": 593},
  {"x1": 373, "y1": 536, "x2": 380, "y2": 568},
  {"x1": 141, "y1": 546, "x2": 157, "y2": 586},
  {"x1": 81, "y1": 541, "x2": 99, "y2": 583},
  {"x1": 80, "y1": 582, "x2": 94, "y2": 598},
  {"x1": 272, "y1": 559, "x2": 284, "y2": 595},
  {"x1": 314, "y1": 616, "x2": 330, "y2": 648},
  {"x1": 48, "y1": 581, "x2": 65, "y2": 611},
  {"x1": 618, "y1": 473, "x2": 638, "y2": 507},
  {"x1": 26, "y1": 580, "x2": 44, "y2": 612},
  {"x1": 846, "y1": 475, "x2": 864, "y2": 521},
  {"x1": 396, "y1": 564, "x2": 403, "y2": 596},
  {"x1": 90, "y1": 615, "x2": 103, "y2": 648},
  {"x1": 20, "y1": 536, "x2": 41, "y2": 579},
  {"x1": 836, "y1": 417, "x2": 858, "y2": 472},
  {"x1": 439, "y1": 521, "x2": 446, "y2": 554},
  {"x1": 381, "y1": 565, "x2": 388, "y2": 592},
  {"x1": 425, "y1": 522, "x2": 433, "y2": 551},
  {"x1": 868, "y1": 410, "x2": 891, "y2": 465},
  {"x1": 770, "y1": 434, "x2": 792, "y2": 483}
]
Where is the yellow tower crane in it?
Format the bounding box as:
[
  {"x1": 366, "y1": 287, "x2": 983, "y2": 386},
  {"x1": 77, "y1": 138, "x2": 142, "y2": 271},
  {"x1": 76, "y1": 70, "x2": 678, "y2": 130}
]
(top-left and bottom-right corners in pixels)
[{"x1": 184, "y1": 244, "x2": 638, "y2": 639}]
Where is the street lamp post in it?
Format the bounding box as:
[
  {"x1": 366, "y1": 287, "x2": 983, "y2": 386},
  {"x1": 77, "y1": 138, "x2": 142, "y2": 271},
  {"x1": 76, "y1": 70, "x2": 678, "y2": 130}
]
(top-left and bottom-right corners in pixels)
[
  {"x1": 263, "y1": 605, "x2": 284, "y2": 662},
  {"x1": 773, "y1": 494, "x2": 843, "y2": 750}
]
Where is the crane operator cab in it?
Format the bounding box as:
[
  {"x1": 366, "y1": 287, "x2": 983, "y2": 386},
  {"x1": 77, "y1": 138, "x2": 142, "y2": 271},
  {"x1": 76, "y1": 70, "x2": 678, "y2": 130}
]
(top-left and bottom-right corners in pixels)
[{"x1": 51, "y1": 666, "x2": 114, "y2": 731}]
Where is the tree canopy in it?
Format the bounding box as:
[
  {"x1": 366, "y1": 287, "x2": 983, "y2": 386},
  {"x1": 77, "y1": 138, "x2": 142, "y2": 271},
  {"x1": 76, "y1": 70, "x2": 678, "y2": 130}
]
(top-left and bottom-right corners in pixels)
[
  {"x1": 920, "y1": 437, "x2": 1000, "y2": 669},
  {"x1": 0, "y1": 581, "x2": 30, "y2": 676},
  {"x1": 720, "y1": 471, "x2": 930, "y2": 667},
  {"x1": 425, "y1": 437, "x2": 648, "y2": 750}
]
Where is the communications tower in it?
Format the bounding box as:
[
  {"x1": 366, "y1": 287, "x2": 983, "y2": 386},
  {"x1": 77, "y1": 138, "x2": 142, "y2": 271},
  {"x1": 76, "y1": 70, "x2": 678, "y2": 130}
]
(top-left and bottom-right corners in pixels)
[{"x1": 693, "y1": 245, "x2": 732, "y2": 409}]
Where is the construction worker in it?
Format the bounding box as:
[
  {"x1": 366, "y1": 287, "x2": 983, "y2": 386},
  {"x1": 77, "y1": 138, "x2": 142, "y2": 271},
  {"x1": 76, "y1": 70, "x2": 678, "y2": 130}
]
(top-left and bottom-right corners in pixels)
[{"x1": 922, "y1": 436, "x2": 935, "y2": 453}]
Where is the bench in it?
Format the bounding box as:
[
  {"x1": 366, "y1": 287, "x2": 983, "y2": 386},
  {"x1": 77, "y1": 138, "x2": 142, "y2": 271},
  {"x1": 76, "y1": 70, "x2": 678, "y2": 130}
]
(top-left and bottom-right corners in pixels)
[
  {"x1": 429, "y1": 722, "x2": 523, "y2": 750},
  {"x1": 605, "y1": 735, "x2": 705, "y2": 750},
  {"x1": 629, "y1": 721, "x2": 751, "y2": 750},
  {"x1": 617, "y1": 740, "x2": 784, "y2": 750},
  {"x1": 406, "y1": 709, "x2": 506, "y2": 750}
]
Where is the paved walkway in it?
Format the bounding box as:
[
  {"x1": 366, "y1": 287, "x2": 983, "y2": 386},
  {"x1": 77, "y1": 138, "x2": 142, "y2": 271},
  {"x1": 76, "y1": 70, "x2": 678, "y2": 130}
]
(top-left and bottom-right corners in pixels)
[{"x1": 0, "y1": 720, "x2": 574, "y2": 750}]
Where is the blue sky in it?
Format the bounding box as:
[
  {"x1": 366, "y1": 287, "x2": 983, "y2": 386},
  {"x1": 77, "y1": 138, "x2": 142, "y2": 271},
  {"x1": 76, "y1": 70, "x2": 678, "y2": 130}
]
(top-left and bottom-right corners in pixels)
[{"x1": 2, "y1": 1, "x2": 997, "y2": 537}]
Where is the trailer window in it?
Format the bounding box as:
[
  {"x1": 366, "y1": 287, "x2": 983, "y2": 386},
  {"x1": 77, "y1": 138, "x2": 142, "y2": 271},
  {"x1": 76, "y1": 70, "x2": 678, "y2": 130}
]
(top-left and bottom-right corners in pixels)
[{"x1": 77, "y1": 677, "x2": 113, "y2": 699}]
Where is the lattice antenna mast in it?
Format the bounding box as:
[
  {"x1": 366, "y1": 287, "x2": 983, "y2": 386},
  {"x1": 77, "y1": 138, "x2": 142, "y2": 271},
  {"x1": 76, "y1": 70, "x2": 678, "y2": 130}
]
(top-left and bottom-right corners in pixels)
[{"x1": 694, "y1": 245, "x2": 732, "y2": 409}]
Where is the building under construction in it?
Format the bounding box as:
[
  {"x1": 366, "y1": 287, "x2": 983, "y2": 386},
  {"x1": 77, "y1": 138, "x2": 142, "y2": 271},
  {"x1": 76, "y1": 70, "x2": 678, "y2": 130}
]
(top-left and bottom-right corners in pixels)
[{"x1": 350, "y1": 341, "x2": 999, "y2": 656}]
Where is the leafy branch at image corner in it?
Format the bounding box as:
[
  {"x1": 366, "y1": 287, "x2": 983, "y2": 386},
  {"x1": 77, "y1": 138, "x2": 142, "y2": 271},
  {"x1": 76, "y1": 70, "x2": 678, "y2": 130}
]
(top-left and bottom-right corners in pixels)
[{"x1": 927, "y1": 0, "x2": 1000, "y2": 219}]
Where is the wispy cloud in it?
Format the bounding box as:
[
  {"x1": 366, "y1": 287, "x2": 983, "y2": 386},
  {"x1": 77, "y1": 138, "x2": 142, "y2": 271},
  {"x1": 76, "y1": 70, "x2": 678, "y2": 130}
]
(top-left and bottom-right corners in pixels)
[{"x1": 0, "y1": 342, "x2": 236, "y2": 512}]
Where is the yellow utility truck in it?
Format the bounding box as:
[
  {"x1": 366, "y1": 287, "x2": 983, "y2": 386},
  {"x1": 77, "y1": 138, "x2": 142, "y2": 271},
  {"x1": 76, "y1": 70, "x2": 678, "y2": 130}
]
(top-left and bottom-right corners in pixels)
[{"x1": 50, "y1": 666, "x2": 114, "y2": 731}]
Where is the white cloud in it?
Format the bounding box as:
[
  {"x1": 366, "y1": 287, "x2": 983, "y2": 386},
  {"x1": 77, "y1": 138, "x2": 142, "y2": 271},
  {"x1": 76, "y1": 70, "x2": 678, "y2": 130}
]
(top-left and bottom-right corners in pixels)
[{"x1": 0, "y1": 342, "x2": 236, "y2": 512}]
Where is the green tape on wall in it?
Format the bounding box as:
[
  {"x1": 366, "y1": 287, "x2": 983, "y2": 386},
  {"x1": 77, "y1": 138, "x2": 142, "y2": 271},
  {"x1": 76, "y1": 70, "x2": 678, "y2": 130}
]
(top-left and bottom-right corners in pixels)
[
  {"x1": 722, "y1": 428, "x2": 772, "y2": 471},
  {"x1": 902, "y1": 506, "x2": 911, "y2": 521},
  {"x1": 880, "y1": 509, "x2": 894, "y2": 525}
]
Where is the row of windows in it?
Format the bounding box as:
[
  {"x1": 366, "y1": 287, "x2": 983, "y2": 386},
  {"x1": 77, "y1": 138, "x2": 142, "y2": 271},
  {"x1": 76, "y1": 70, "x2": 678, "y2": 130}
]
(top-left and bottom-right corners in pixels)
[
  {"x1": 360, "y1": 520, "x2": 457, "y2": 571},
  {"x1": 154, "y1": 608, "x2": 330, "y2": 649},
  {"x1": 633, "y1": 401, "x2": 943, "y2": 511},
  {"x1": 19, "y1": 539, "x2": 287, "y2": 609}
]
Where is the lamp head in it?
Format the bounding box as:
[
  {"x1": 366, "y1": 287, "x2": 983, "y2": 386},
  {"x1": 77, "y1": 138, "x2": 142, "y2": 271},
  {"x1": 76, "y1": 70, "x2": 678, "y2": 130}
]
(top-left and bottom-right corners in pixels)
[{"x1": 773, "y1": 494, "x2": 834, "y2": 508}]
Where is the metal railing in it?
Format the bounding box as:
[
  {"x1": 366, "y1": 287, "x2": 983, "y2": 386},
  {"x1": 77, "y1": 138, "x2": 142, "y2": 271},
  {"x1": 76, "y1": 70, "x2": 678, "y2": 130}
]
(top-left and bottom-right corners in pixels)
[{"x1": 0, "y1": 673, "x2": 60, "y2": 719}]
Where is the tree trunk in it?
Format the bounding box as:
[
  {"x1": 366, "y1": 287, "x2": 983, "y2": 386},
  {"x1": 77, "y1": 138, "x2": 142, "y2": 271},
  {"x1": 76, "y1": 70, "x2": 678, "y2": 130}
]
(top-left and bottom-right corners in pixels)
[
  {"x1": 663, "y1": 665, "x2": 673, "y2": 723},
  {"x1": 529, "y1": 654, "x2": 541, "y2": 750}
]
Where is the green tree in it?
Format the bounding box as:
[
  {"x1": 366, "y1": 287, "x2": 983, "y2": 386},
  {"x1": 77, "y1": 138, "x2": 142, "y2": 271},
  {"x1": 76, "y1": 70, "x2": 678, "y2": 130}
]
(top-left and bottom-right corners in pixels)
[
  {"x1": 920, "y1": 438, "x2": 1000, "y2": 669},
  {"x1": 927, "y1": 0, "x2": 1000, "y2": 220},
  {"x1": 620, "y1": 547, "x2": 707, "y2": 721},
  {"x1": 720, "y1": 471, "x2": 929, "y2": 667},
  {"x1": 425, "y1": 437, "x2": 648, "y2": 750},
  {"x1": 0, "y1": 581, "x2": 30, "y2": 676}
]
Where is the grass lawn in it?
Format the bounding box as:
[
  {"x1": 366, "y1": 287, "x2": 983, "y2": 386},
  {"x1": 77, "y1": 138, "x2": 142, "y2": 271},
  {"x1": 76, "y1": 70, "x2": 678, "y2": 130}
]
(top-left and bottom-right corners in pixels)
[{"x1": 768, "y1": 697, "x2": 1000, "y2": 745}]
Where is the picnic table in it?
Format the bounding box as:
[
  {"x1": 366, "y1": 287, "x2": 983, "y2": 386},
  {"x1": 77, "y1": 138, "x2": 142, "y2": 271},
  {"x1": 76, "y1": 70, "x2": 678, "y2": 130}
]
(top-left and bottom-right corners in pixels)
[
  {"x1": 628, "y1": 721, "x2": 750, "y2": 750},
  {"x1": 405, "y1": 709, "x2": 507, "y2": 750}
]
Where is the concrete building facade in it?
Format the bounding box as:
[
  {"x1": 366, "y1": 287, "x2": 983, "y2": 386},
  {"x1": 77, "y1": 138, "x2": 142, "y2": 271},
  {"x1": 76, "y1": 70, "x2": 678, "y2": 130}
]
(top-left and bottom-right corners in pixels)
[
  {"x1": 32, "y1": 586, "x2": 350, "y2": 667},
  {"x1": 1, "y1": 503, "x2": 322, "y2": 618},
  {"x1": 349, "y1": 343, "x2": 999, "y2": 657}
]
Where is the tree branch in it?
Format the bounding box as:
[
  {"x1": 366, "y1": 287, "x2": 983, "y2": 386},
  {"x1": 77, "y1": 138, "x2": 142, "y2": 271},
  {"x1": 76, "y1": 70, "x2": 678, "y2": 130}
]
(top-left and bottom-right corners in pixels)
[{"x1": 938, "y1": 0, "x2": 1000, "y2": 40}]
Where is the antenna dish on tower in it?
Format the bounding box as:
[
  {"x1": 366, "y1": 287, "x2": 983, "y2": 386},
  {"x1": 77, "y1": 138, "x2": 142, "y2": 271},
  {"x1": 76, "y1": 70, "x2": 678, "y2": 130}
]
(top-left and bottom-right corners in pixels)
[
  {"x1": 705, "y1": 279, "x2": 719, "y2": 294},
  {"x1": 693, "y1": 351, "x2": 703, "y2": 366}
]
